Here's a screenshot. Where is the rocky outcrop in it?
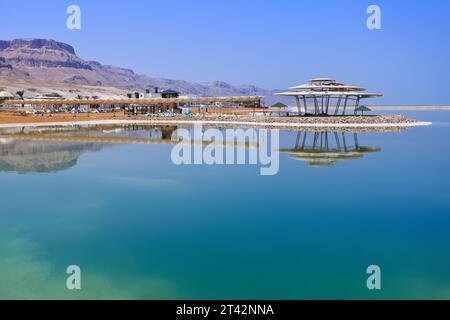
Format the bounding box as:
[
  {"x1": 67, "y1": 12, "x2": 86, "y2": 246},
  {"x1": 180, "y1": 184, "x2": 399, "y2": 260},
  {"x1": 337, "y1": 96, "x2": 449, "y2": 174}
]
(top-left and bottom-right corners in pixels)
[
  {"x1": 62, "y1": 75, "x2": 102, "y2": 86},
  {"x1": 6, "y1": 57, "x2": 93, "y2": 70},
  {"x1": 0, "y1": 39, "x2": 76, "y2": 54},
  {"x1": 0, "y1": 57, "x2": 12, "y2": 69},
  {"x1": 0, "y1": 39, "x2": 92, "y2": 70}
]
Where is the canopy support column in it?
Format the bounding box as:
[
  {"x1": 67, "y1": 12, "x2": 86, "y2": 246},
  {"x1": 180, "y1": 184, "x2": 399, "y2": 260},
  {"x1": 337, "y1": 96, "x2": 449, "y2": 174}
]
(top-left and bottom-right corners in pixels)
[
  {"x1": 342, "y1": 96, "x2": 349, "y2": 115},
  {"x1": 354, "y1": 96, "x2": 361, "y2": 115},
  {"x1": 325, "y1": 95, "x2": 330, "y2": 115},
  {"x1": 321, "y1": 96, "x2": 324, "y2": 114},
  {"x1": 302, "y1": 96, "x2": 308, "y2": 114},
  {"x1": 295, "y1": 96, "x2": 301, "y2": 114},
  {"x1": 313, "y1": 96, "x2": 319, "y2": 115},
  {"x1": 334, "y1": 96, "x2": 342, "y2": 115}
]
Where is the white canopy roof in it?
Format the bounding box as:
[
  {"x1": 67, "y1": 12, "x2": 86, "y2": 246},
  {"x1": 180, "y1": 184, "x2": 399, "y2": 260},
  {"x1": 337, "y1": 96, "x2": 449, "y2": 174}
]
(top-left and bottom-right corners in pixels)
[
  {"x1": 309, "y1": 78, "x2": 336, "y2": 83},
  {"x1": 279, "y1": 78, "x2": 382, "y2": 100},
  {"x1": 289, "y1": 84, "x2": 366, "y2": 91},
  {"x1": 275, "y1": 91, "x2": 382, "y2": 98}
]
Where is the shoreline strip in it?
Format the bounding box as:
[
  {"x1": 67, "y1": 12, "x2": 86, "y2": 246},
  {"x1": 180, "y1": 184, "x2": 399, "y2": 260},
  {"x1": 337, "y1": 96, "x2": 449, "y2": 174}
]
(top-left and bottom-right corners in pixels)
[{"x1": 0, "y1": 119, "x2": 432, "y2": 129}]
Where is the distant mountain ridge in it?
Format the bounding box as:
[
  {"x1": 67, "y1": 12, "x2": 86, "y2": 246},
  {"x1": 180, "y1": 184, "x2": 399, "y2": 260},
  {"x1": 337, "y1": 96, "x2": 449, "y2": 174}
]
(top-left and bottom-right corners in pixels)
[{"x1": 0, "y1": 38, "x2": 286, "y2": 104}]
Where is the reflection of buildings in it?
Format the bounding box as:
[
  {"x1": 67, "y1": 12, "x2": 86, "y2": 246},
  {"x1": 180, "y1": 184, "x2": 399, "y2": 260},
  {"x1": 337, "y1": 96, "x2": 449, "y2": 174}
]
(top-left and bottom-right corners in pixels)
[
  {"x1": 279, "y1": 131, "x2": 380, "y2": 167},
  {"x1": 0, "y1": 139, "x2": 105, "y2": 174},
  {"x1": 77, "y1": 125, "x2": 178, "y2": 140},
  {"x1": 0, "y1": 125, "x2": 182, "y2": 174}
]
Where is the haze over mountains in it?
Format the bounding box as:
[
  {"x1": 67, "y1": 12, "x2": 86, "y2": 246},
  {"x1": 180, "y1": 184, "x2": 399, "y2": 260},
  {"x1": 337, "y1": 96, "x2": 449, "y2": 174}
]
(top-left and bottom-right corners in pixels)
[{"x1": 0, "y1": 38, "x2": 285, "y2": 104}]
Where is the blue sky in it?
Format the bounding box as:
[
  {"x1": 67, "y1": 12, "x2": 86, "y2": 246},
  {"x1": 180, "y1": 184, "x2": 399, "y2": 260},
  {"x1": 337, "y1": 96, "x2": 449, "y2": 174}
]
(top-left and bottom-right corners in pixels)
[{"x1": 1, "y1": 0, "x2": 450, "y2": 104}]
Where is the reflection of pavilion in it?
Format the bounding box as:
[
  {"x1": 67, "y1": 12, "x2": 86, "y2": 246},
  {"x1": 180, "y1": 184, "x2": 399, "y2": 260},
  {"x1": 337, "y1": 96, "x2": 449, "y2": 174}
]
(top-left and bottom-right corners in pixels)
[{"x1": 279, "y1": 131, "x2": 380, "y2": 167}]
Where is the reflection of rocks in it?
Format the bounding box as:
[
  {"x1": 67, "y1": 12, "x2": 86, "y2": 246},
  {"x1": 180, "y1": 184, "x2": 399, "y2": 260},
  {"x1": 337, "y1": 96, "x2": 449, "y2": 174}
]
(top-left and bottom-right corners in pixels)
[
  {"x1": 279, "y1": 131, "x2": 380, "y2": 167},
  {"x1": 0, "y1": 125, "x2": 179, "y2": 174},
  {"x1": 0, "y1": 138, "x2": 13, "y2": 144},
  {"x1": 0, "y1": 140, "x2": 105, "y2": 174}
]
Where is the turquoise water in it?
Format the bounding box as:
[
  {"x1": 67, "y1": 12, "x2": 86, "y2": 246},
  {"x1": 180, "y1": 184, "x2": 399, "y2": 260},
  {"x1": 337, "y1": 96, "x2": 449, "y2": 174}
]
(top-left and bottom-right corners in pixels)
[{"x1": 1, "y1": 111, "x2": 450, "y2": 299}]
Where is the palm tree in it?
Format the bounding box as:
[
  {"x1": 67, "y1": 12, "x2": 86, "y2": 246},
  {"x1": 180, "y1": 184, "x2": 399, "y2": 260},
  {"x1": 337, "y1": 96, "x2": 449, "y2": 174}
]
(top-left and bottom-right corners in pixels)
[
  {"x1": 16, "y1": 90, "x2": 25, "y2": 99},
  {"x1": 16, "y1": 90, "x2": 25, "y2": 108}
]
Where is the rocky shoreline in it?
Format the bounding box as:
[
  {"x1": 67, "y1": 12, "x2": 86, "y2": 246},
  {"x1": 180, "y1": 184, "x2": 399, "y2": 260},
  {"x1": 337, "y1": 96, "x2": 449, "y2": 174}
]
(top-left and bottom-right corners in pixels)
[
  {"x1": 139, "y1": 114, "x2": 417, "y2": 125},
  {"x1": 121, "y1": 114, "x2": 423, "y2": 132},
  {"x1": 0, "y1": 114, "x2": 429, "y2": 133}
]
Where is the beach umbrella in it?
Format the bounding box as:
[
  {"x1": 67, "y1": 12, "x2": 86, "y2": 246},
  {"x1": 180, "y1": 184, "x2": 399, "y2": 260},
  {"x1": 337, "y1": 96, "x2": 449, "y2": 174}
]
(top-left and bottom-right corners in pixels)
[
  {"x1": 270, "y1": 102, "x2": 289, "y2": 109},
  {"x1": 355, "y1": 105, "x2": 371, "y2": 116}
]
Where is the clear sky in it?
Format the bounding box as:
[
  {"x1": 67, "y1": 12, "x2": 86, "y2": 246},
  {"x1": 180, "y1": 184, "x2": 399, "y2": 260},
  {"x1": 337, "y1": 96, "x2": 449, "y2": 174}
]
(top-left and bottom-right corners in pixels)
[{"x1": 1, "y1": 0, "x2": 450, "y2": 104}]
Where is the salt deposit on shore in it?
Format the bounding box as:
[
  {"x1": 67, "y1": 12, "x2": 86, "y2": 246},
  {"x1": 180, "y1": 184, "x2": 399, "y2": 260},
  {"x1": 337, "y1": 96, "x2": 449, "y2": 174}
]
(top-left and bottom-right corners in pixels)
[{"x1": 0, "y1": 115, "x2": 432, "y2": 131}]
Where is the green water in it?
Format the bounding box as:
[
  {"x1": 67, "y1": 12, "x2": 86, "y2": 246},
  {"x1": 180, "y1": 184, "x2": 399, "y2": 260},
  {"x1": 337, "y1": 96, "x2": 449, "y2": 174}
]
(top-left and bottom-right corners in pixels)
[{"x1": 0, "y1": 111, "x2": 450, "y2": 299}]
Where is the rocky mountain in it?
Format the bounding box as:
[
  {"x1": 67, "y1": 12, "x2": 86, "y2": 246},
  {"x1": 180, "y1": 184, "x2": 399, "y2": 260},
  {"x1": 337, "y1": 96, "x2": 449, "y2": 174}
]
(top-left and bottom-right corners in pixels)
[{"x1": 0, "y1": 38, "x2": 287, "y2": 105}]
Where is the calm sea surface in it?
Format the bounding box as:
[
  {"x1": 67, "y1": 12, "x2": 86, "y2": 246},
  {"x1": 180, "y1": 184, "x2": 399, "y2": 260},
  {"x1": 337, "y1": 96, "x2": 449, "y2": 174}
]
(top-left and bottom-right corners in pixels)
[{"x1": 0, "y1": 111, "x2": 449, "y2": 299}]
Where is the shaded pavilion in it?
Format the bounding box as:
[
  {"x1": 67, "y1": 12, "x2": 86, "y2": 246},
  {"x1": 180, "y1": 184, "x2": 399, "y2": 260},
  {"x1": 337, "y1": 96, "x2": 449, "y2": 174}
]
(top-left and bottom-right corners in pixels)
[{"x1": 275, "y1": 78, "x2": 382, "y2": 115}]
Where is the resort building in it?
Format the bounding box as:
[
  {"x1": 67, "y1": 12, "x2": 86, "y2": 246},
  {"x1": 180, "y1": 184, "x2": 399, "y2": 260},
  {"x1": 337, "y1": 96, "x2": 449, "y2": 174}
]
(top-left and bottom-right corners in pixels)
[
  {"x1": 129, "y1": 88, "x2": 179, "y2": 100},
  {"x1": 276, "y1": 78, "x2": 382, "y2": 115},
  {"x1": 1, "y1": 94, "x2": 262, "y2": 115},
  {"x1": 160, "y1": 89, "x2": 180, "y2": 99},
  {"x1": 145, "y1": 87, "x2": 162, "y2": 99}
]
